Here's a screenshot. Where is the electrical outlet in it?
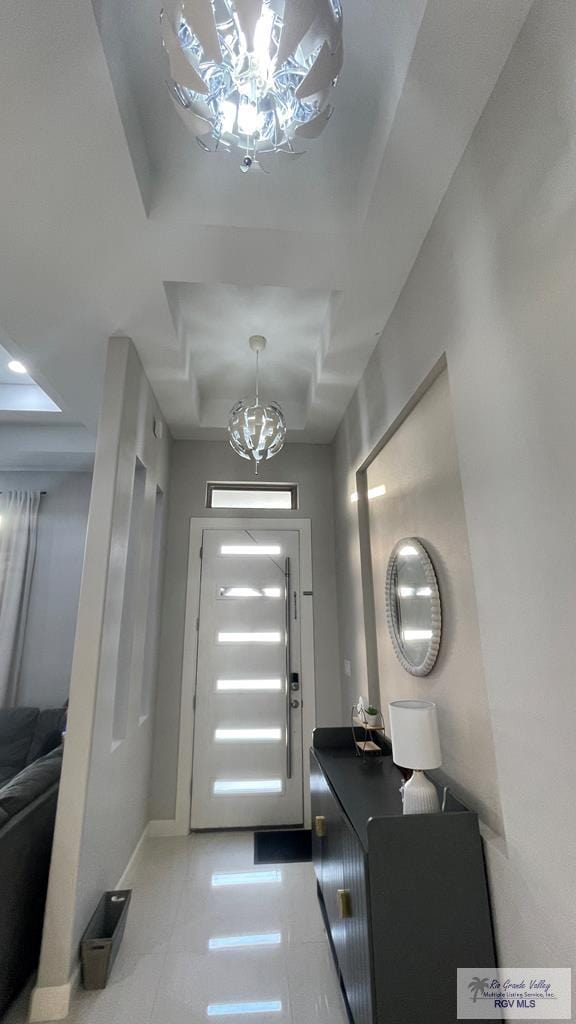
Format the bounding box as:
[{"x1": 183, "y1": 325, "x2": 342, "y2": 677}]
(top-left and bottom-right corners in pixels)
[{"x1": 343, "y1": 659, "x2": 352, "y2": 678}]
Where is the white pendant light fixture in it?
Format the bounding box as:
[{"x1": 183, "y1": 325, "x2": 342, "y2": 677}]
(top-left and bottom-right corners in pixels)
[
  {"x1": 160, "y1": 0, "x2": 343, "y2": 171},
  {"x1": 228, "y1": 336, "x2": 286, "y2": 473}
]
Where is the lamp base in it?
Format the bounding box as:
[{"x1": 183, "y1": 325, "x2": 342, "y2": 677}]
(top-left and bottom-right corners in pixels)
[{"x1": 402, "y1": 770, "x2": 440, "y2": 815}]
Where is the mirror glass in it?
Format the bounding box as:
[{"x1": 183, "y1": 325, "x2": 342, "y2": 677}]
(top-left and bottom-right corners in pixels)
[{"x1": 385, "y1": 538, "x2": 441, "y2": 676}]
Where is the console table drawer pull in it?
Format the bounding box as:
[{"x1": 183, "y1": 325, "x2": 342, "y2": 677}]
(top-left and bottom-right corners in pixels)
[
  {"x1": 314, "y1": 815, "x2": 326, "y2": 838},
  {"x1": 337, "y1": 889, "x2": 352, "y2": 919}
]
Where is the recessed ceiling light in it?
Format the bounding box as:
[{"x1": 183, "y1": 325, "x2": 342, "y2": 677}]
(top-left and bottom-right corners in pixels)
[{"x1": 8, "y1": 360, "x2": 27, "y2": 375}]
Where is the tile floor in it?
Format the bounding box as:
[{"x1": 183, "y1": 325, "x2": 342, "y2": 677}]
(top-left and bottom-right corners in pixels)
[{"x1": 5, "y1": 832, "x2": 349, "y2": 1024}]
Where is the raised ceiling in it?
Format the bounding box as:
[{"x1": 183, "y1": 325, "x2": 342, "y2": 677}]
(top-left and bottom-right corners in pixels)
[
  {"x1": 0, "y1": 341, "x2": 61, "y2": 416},
  {"x1": 0, "y1": 344, "x2": 33, "y2": 386},
  {"x1": 0, "y1": 0, "x2": 533, "y2": 450}
]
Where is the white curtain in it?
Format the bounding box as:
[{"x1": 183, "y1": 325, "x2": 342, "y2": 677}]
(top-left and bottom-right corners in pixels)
[{"x1": 0, "y1": 490, "x2": 40, "y2": 707}]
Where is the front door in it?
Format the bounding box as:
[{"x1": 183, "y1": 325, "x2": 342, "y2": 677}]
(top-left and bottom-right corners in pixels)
[{"x1": 190, "y1": 527, "x2": 303, "y2": 829}]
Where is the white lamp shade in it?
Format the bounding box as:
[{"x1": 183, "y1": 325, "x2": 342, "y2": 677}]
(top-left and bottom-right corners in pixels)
[{"x1": 388, "y1": 700, "x2": 442, "y2": 770}]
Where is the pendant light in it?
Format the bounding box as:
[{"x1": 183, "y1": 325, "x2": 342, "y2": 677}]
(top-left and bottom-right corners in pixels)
[
  {"x1": 228, "y1": 336, "x2": 286, "y2": 472},
  {"x1": 160, "y1": 0, "x2": 343, "y2": 171}
]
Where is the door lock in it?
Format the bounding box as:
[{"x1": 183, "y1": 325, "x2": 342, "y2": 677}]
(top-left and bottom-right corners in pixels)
[{"x1": 290, "y1": 698, "x2": 300, "y2": 709}]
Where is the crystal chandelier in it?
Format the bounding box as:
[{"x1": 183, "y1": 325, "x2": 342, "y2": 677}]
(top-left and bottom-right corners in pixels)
[
  {"x1": 228, "y1": 336, "x2": 287, "y2": 472},
  {"x1": 160, "y1": 0, "x2": 343, "y2": 171}
]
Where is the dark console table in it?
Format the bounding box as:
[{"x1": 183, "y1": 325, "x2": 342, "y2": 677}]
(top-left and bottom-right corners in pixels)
[{"x1": 311, "y1": 728, "x2": 496, "y2": 1024}]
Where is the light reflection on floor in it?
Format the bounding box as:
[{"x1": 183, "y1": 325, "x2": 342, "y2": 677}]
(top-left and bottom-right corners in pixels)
[{"x1": 5, "y1": 831, "x2": 349, "y2": 1024}]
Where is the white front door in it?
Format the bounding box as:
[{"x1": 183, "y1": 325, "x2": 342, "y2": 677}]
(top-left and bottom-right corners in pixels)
[{"x1": 190, "y1": 527, "x2": 303, "y2": 829}]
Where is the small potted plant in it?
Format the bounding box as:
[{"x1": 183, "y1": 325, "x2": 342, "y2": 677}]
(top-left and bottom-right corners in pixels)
[{"x1": 364, "y1": 705, "x2": 380, "y2": 727}]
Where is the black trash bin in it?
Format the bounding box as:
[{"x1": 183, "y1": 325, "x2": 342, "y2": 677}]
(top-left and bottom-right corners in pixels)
[{"x1": 80, "y1": 890, "x2": 132, "y2": 990}]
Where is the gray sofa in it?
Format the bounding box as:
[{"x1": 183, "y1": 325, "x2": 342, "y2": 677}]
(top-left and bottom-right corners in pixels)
[
  {"x1": 0, "y1": 707, "x2": 66, "y2": 786},
  {"x1": 0, "y1": 707, "x2": 66, "y2": 1018}
]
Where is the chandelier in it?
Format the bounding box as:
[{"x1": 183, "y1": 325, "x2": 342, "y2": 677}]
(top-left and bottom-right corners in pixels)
[
  {"x1": 160, "y1": 0, "x2": 343, "y2": 170},
  {"x1": 228, "y1": 336, "x2": 287, "y2": 472}
]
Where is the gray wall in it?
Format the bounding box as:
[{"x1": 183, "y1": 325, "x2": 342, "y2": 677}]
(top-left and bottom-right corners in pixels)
[
  {"x1": 0, "y1": 470, "x2": 92, "y2": 708},
  {"x1": 332, "y1": 1, "x2": 576, "y2": 990},
  {"x1": 150, "y1": 440, "x2": 341, "y2": 821},
  {"x1": 33, "y1": 340, "x2": 170, "y2": 1014},
  {"x1": 365, "y1": 370, "x2": 503, "y2": 835}
]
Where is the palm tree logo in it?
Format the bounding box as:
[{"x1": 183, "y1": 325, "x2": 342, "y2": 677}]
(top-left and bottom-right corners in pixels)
[{"x1": 468, "y1": 977, "x2": 490, "y2": 1002}]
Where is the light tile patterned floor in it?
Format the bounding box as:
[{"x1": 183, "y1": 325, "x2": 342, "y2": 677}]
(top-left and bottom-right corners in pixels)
[{"x1": 5, "y1": 832, "x2": 349, "y2": 1024}]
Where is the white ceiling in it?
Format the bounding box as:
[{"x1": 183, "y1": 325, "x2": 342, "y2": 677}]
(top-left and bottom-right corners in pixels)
[{"x1": 0, "y1": 0, "x2": 533, "y2": 454}]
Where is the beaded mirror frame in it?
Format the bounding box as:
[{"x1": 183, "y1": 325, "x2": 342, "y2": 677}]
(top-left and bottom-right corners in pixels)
[{"x1": 385, "y1": 537, "x2": 442, "y2": 677}]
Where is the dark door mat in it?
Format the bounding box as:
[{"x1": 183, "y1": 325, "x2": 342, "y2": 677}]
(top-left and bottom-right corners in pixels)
[{"x1": 254, "y1": 829, "x2": 312, "y2": 864}]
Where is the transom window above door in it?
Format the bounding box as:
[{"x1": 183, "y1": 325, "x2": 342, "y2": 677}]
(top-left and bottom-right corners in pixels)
[
  {"x1": 218, "y1": 586, "x2": 282, "y2": 598},
  {"x1": 206, "y1": 483, "x2": 298, "y2": 510}
]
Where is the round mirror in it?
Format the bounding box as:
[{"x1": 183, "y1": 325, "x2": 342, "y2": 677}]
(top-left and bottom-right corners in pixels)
[{"x1": 385, "y1": 538, "x2": 441, "y2": 676}]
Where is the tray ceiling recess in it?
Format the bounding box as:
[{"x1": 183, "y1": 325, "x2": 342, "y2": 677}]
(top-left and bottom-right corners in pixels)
[
  {"x1": 0, "y1": 343, "x2": 60, "y2": 415},
  {"x1": 0, "y1": 0, "x2": 533, "y2": 442}
]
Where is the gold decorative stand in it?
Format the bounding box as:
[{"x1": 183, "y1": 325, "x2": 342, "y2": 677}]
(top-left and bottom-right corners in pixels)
[{"x1": 350, "y1": 707, "x2": 385, "y2": 760}]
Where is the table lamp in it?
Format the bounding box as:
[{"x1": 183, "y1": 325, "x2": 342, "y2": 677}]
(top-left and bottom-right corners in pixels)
[{"x1": 388, "y1": 700, "x2": 442, "y2": 814}]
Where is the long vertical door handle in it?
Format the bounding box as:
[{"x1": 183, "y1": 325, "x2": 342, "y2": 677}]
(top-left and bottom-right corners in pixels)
[{"x1": 285, "y1": 556, "x2": 292, "y2": 780}]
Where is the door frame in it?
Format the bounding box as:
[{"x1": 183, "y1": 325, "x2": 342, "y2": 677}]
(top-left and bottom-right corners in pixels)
[{"x1": 174, "y1": 517, "x2": 316, "y2": 833}]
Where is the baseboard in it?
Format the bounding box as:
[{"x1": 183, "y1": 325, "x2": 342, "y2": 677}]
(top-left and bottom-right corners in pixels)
[
  {"x1": 147, "y1": 818, "x2": 189, "y2": 837},
  {"x1": 29, "y1": 965, "x2": 80, "y2": 1022},
  {"x1": 116, "y1": 824, "x2": 150, "y2": 888},
  {"x1": 30, "y1": 826, "x2": 149, "y2": 1021}
]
